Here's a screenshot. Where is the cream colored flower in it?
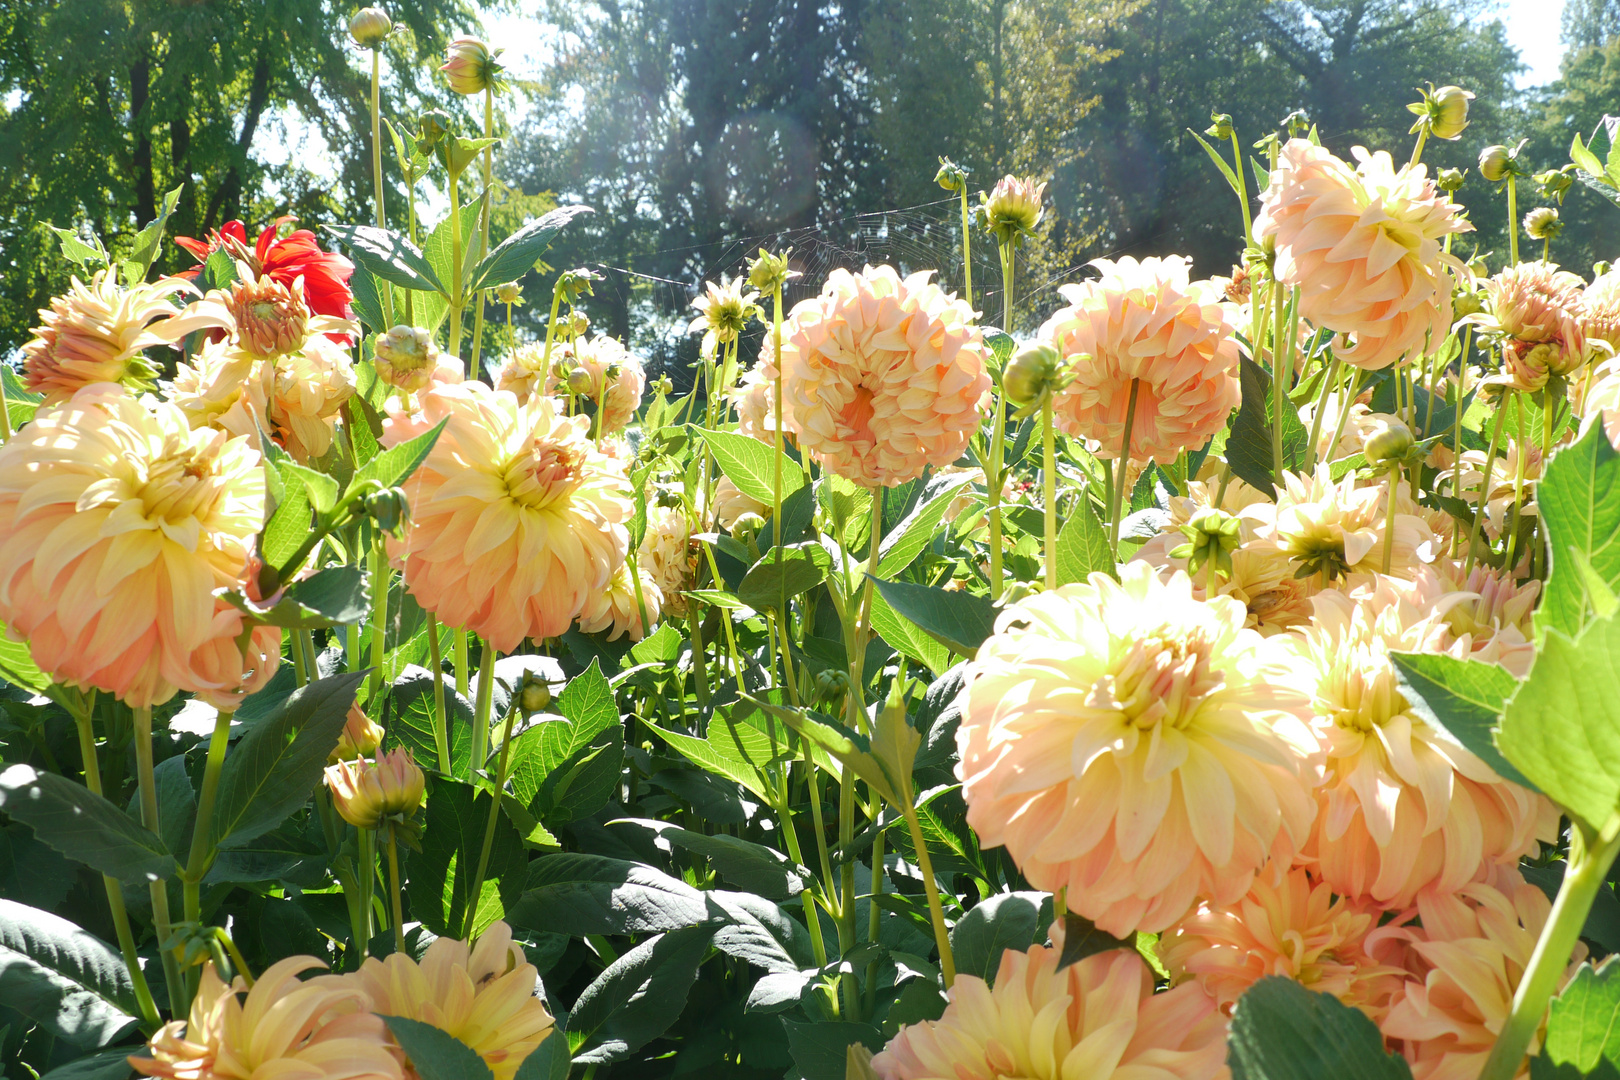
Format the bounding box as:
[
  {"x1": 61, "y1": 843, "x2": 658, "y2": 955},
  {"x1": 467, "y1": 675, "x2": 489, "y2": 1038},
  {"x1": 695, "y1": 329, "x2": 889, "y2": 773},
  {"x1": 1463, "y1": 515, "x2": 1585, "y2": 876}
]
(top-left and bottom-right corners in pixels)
[
  {"x1": 1041, "y1": 256, "x2": 1241, "y2": 464},
  {"x1": 1255, "y1": 140, "x2": 1471, "y2": 371},
  {"x1": 347, "y1": 922, "x2": 554, "y2": 1080},
  {"x1": 638, "y1": 503, "x2": 697, "y2": 618},
  {"x1": 1263, "y1": 467, "x2": 1435, "y2": 582},
  {"x1": 712, "y1": 477, "x2": 766, "y2": 531},
  {"x1": 957, "y1": 561, "x2": 1319, "y2": 936},
  {"x1": 543, "y1": 335, "x2": 646, "y2": 436},
  {"x1": 776, "y1": 265, "x2": 991, "y2": 487},
  {"x1": 577, "y1": 561, "x2": 662, "y2": 642},
  {"x1": 23, "y1": 271, "x2": 193, "y2": 403},
  {"x1": 495, "y1": 343, "x2": 549, "y2": 405},
  {"x1": 874, "y1": 925, "x2": 1226, "y2": 1080},
  {"x1": 1581, "y1": 267, "x2": 1620, "y2": 357},
  {"x1": 166, "y1": 339, "x2": 264, "y2": 436},
  {"x1": 689, "y1": 276, "x2": 762, "y2": 356},
  {"x1": 267, "y1": 336, "x2": 358, "y2": 462},
  {"x1": 727, "y1": 365, "x2": 780, "y2": 444}
]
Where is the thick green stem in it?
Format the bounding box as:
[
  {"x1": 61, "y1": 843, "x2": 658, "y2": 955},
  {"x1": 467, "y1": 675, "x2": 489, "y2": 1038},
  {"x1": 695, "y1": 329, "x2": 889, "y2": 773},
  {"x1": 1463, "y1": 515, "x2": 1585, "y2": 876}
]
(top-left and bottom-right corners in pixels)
[
  {"x1": 1228, "y1": 129, "x2": 1252, "y2": 241},
  {"x1": 72, "y1": 706, "x2": 159, "y2": 1029},
  {"x1": 469, "y1": 639, "x2": 496, "y2": 781},
  {"x1": 1380, "y1": 468, "x2": 1400, "y2": 574},
  {"x1": 183, "y1": 708, "x2": 234, "y2": 917},
  {"x1": 470, "y1": 90, "x2": 494, "y2": 376},
  {"x1": 901, "y1": 802, "x2": 957, "y2": 988},
  {"x1": 1042, "y1": 393, "x2": 1057, "y2": 589},
  {"x1": 466, "y1": 703, "x2": 517, "y2": 938},
  {"x1": 366, "y1": 533, "x2": 390, "y2": 702},
  {"x1": 771, "y1": 284, "x2": 790, "y2": 687},
  {"x1": 686, "y1": 607, "x2": 710, "y2": 708},
  {"x1": 1107, "y1": 379, "x2": 1142, "y2": 555},
  {"x1": 426, "y1": 615, "x2": 450, "y2": 774},
  {"x1": 1480, "y1": 817, "x2": 1620, "y2": 1080},
  {"x1": 1409, "y1": 126, "x2": 1429, "y2": 168},
  {"x1": 354, "y1": 826, "x2": 375, "y2": 958},
  {"x1": 959, "y1": 187, "x2": 974, "y2": 307},
  {"x1": 540, "y1": 288, "x2": 564, "y2": 372},
  {"x1": 1507, "y1": 176, "x2": 1520, "y2": 266},
  {"x1": 371, "y1": 51, "x2": 386, "y2": 230},
  {"x1": 455, "y1": 628, "x2": 470, "y2": 699},
  {"x1": 133, "y1": 706, "x2": 184, "y2": 1012},
  {"x1": 985, "y1": 400, "x2": 1008, "y2": 600},
  {"x1": 1463, "y1": 395, "x2": 1512, "y2": 580},
  {"x1": 1303, "y1": 354, "x2": 1342, "y2": 471},
  {"x1": 777, "y1": 796, "x2": 829, "y2": 967},
  {"x1": 386, "y1": 830, "x2": 406, "y2": 953}
]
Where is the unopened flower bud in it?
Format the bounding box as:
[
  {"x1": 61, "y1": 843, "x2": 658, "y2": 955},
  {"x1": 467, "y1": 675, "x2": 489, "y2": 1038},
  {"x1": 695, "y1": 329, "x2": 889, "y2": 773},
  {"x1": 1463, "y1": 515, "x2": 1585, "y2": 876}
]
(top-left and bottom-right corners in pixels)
[
  {"x1": 494, "y1": 282, "x2": 524, "y2": 305},
  {"x1": 1168, "y1": 508, "x2": 1242, "y2": 580},
  {"x1": 349, "y1": 7, "x2": 394, "y2": 48},
  {"x1": 330, "y1": 703, "x2": 385, "y2": 764},
  {"x1": 564, "y1": 365, "x2": 594, "y2": 395},
  {"x1": 1362, "y1": 416, "x2": 1415, "y2": 467},
  {"x1": 935, "y1": 157, "x2": 969, "y2": 193},
  {"x1": 1479, "y1": 144, "x2": 1516, "y2": 183},
  {"x1": 227, "y1": 277, "x2": 309, "y2": 359},
  {"x1": 416, "y1": 109, "x2": 451, "y2": 155},
  {"x1": 730, "y1": 511, "x2": 766, "y2": 544},
  {"x1": 1409, "y1": 84, "x2": 1474, "y2": 141},
  {"x1": 999, "y1": 580, "x2": 1039, "y2": 606},
  {"x1": 440, "y1": 37, "x2": 504, "y2": 96},
  {"x1": 362, "y1": 487, "x2": 410, "y2": 535},
  {"x1": 555, "y1": 268, "x2": 598, "y2": 305},
  {"x1": 518, "y1": 674, "x2": 552, "y2": 715},
  {"x1": 1523, "y1": 206, "x2": 1561, "y2": 241},
  {"x1": 747, "y1": 248, "x2": 800, "y2": 294},
  {"x1": 564, "y1": 310, "x2": 590, "y2": 337},
  {"x1": 813, "y1": 668, "x2": 850, "y2": 708},
  {"x1": 980, "y1": 175, "x2": 1046, "y2": 240},
  {"x1": 1597, "y1": 261, "x2": 1615, "y2": 278},
  {"x1": 1436, "y1": 167, "x2": 1466, "y2": 192},
  {"x1": 325, "y1": 748, "x2": 425, "y2": 829},
  {"x1": 653, "y1": 375, "x2": 674, "y2": 395},
  {"x1": 1280, "y1": 109, "x2": 1311, "y2": 137},
  {"x1": 1536, "y1": 167, "x2": 1574, "y2": 202},
  {"x1": 1001, "y1": 340, "x2": 1062, "y2": 406},
  {"x1": 1507, "y1": 341, "x2": 1555, "y2": 391},
  {"x1": 1205, "y1": 112, "x2": 1234, "y2": 140},
  {"x1": 1453, "y1": 290, "x2": 1484, "y2": 318},
  {"x1": 374, "y1": 324, "x2": 439, "y2": 392}
]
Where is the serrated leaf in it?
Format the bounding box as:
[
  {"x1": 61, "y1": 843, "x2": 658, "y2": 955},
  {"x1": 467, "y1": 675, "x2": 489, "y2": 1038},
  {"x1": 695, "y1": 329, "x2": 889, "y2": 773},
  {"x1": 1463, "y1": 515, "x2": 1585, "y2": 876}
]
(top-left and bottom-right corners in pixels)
[
  {"x1": 0, "y1": 898, "x2": 138, "y2": 1048},
  {"x1": 411, "y1": 778, "x2": 527, "y2": 937},
  {"x1": 645, "y1": 715, "x2": 776, "y2": 802},
  {"x1": 124, "y1": 185, "x2": 182, "y2": 283},
  {"x1": 46, "y1": 225, "x2": 108, "y2": 267},
  {"x1": 0, "y1": 765, "x2": 176, "y2": 881},
  {"x1": 877, "y1": 473, "x2": 976, "y2": 578},
  {"x1": 225, "y1": 565, "x2": 370, "y2": 629},
  {"x1": 324, "y1": 225, "x2": 445, "y2": 294},
  {"x1": 1537, "y1": 423, "x2": 1620, "y2": 640},
  {"x1": 871, "y1": 578, "x2": 995, "y2": 657},
  {"x1": 569, "y1": 924, "x2": 716, "y2": 1064},
  {"x1": 695, "y1": 426, "x2": 805, "y2": 506},
  {"x1": 1227, "y1": 977, "x2": 1413, "y2": 1080},
  {"x1": 1053, "y1": 498, "x2": 1117, "y2": 585},
  {"x1": 950, "y1": 891, "x2": 1049, "y2": 985},
  {"x1": 350, "y1": 265, "x2": 387, "y2": 332},
  {"x1": 737, "y1": 543, "x2": 832, "y2": 612},
  {"x1": 380, "y1": 1015, "x2": 493, "y2": 1080},
  {"x1": 870, "y1": 590, "x2": 952, "y2": 677},
  {"x1": 351, "y1": 416, "x2": 448, "y2": 496},
  {"x1": 1226, "y1": 357, "x2": 1308, "y2": 497},
  {"x1": 386, "y1": 666, "x2": 474, "y2": 778},
  {"x1": 467, "y1": 206, "x2": 594, "y2": 291},
  {"x1": 1390, "y1": 651, "x2": 1534, "y2": 790},
  {"x1": 1543, "y1": 957, "x2": 1620, "y2": 1075}
]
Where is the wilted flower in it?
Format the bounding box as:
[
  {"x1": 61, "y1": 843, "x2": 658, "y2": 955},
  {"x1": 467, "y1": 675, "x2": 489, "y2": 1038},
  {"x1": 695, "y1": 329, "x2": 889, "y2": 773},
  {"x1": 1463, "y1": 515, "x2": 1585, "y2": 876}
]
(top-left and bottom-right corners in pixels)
[
  {"x1": 1408, "y1": 84, "x2": 1474, "y2": 141},
  {"x1": 22, "y1": 271, "x2": 193, "y2": 403},
  {"x1": 130, "y1": 957, "x2": 399, "y2": 1080},
  {"x1": 979, "y1": 175, "x2": 1047, "y2": 242},
  {"x1": 1523, "y1": 206, "x2": 1561, "y2": 242},
  {"x1": 873, "y1": 926, "x2": 1227, "y2": 1080},
  {"x1": 1254, "y1": 140, "x2": 1471, "y2": 372},
  {"x1": 441, "y1": 37, "x2": 504, "y2": 95},
  {"x1": 325, "y1": 748, "x2": 425, "y2": 830},
  {"x1": 1040, "y1": 256, "x2": 1241, "y2": 463},
  {"x1": 349, "y1": 7, "x2": 394, "y2": 48},
  {"x1": 374, "y1": 325, "x2": 441, "y2": 393},
  {"x1": 331, "y1": 703, "x2": 386, "y2": 764},
  {"x1": 957, "y1": 561, "x2": 1318, "y2": 936},
  {"x1": 383, "y1": 383, "x2": 631, "y2": 651},
  {"x1": 0, "y1": 384, "x2": 265, "y2": 708},
  {"x1": 775, "y1": 265, "x2": 991, "y2": 487},
  {"x1": 689, "y1": 276, "x2": 762, "y2": 355},
  {"x1": 346, "y1": 923, "x2": 555, "y2": 1080},
  {"x1": 543, "y1": 335, "x2": 646, "y2": 435},
  {"x1": 576, "y1": 561, "x2": 661, "y2": 642}
]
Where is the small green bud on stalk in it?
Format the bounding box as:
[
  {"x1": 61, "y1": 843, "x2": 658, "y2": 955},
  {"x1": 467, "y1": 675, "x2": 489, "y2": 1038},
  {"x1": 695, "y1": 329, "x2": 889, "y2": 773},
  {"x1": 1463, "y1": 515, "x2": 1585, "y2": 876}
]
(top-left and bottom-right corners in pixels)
[
  {"x1": 1523, "y1": 206, "x2": 1561, "y2": 242},
  {"x1": 1205, "y1": 112, "x2": 1234, "y2": 140},
  {"x1": 1408, "y1": 84, "x2": 1474, "y2": 141},
  {"x1": 349, "y1": 7, "x2": 395, "y2": 48},
  {"x1": 1001, "y1": 340, "x2": 1062, "y2": 407},
  {"x1": 935, "y1": 157, "x2": 969, "y2": 193},
  {"x1": 1437, "y1": 167, "x2": 1466, "y2": 192}
]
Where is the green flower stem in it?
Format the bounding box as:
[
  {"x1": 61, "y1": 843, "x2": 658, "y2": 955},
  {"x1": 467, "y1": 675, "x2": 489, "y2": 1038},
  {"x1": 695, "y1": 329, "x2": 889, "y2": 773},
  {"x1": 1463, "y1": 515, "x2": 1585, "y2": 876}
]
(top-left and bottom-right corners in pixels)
[
  {"x1": 1380, "y1": 467, "x2": 1400, "y2": 574},
  {"x1": 958, "y1": 186, "x2": 974, "y2": 307},
  {"x1": 1507, "y1": 175, "x2": 1520, "y2": 265},
  {"x1": 1228, "y1": 129, "x2": 1252, "y2": 241},
  {"x1": 470, "y1": 89, "x2": 494, "y2": 377},
  {"x1": 1042, "y1": 392, "x2": 1057, "y2": 589},
  {"x1": 626, "y1": 553, "x2": 652, "y2": 644},
  {"x1": 1409, "y1": 126, "x2": 1429, "y2": 169},
  {"x1": 455, "y1": 628, "x2": 471, "y2": 700},
  {"x1": 1302, "y1": 354, "x2": 1342, "y2": 472},
  {"x1": 1270, "y1": 284, "x2": 1294, "y2": 480},
  {"x1": 386, "y1": 828, "x2": 406, "y2": 953},
  {"x1": 182, "y1": 707, "x2": 235, "y2": 932},
  {"x1": 687, "y1": 607, "x2": 710, "y2": 708},
  {"x1": 71, "y1": 705, "x2": 160, "y2": 1030},
  {"x1": 540, "y1": 288, "x2": 564, "y2": 373},
  {"x1": 290, "y1": 633, "x2": 308, "y2": 686},
  {"x1": 466, "y1": 703, "x2": 517, "y2": 939},
  {"x1": 1107, "y1": 379, "x2": 1142, "y2": 555},
  {"x1": 370, "y1": 51, "x2": 386, "y2": 231},
  {"x1": 0, "y1": 367, "x2": 11, "y2": 442},
  {"x1": 1535, "y1": 397, "x2": 1556, "y2": 579},
  {"x1": 701, "y1": 543, "x2": 743, "y2": 679},
  {"x1": 900, "y1": 800, "x2": 957, "y2": 989},
  {"x1": 133, "y1": 705, "x2": 184, "y2": 1012},
  {"x1": 426, "y1": 615, "x2": 451, "y2": 774},
  {"x1": 469, "y1": 638, "x2": 496, "y2": 782},
  {"x1": 775, "y1": 794, "x2": 828, "y2": 967},
  {"x1": 863, "y1": 827, "x2": 886, "y2": 1016},
  {"x1": 770, "y1": 283, "x2": 791, "y2": 689},
  {"x1": 366, "y1": 532, "x2": 390, "y2": 703},
  {"x1": 354, "y1": 826, "x2": 375, "y2": 958},
  {"x1": 1480, "y1": 814, "x2": 1620, "y2": 1080},
  {"x1": 1504, "y1": 399, "x2": 1530, "y2": 571},
  {"x1": 446, "y1": 164, "x2": 466, "y2": 358},
  {"x1": 987, "y1": 240, "x2": 1016, "y2": 601},
  {"x1": 1463, "y1": 394, "x2": 1512, "y2": 581}
]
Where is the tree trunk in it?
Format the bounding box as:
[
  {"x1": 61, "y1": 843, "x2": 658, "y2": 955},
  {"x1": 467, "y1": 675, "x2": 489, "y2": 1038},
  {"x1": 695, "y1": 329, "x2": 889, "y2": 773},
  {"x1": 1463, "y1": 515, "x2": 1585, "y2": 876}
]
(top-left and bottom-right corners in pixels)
[
  {"x1": 131, "y1": 58, "x2": 156, "y2": 228},
  {"x1": 206, "y1": 55, "x2": 273, "y2": 228}
]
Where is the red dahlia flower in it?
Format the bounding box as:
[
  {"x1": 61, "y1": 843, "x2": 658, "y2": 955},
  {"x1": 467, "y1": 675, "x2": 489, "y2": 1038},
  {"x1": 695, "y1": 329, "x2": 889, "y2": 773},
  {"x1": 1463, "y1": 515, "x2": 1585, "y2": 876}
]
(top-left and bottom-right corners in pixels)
[{"x1": 175, "y1": 218, "x2": 355, "y2": 325}]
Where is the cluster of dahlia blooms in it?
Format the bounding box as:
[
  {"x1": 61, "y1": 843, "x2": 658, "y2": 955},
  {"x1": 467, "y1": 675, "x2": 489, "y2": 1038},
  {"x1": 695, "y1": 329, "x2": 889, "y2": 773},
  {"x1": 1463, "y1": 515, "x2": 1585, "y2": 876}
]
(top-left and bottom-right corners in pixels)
[{"x1": 129, "y1": 922, "x2": 553, "y2": 1080}]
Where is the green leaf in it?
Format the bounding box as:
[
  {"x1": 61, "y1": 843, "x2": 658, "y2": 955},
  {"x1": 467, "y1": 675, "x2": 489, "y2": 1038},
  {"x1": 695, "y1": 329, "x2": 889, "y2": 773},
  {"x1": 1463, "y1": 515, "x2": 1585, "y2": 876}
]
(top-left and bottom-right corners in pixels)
[
  {"x1": 323, "y1": 225, "x2": 446, "y2": 295},
  {"x1": 39, "y1": 1049, "x2": 137, "y2": 1080},
  {"x1": 615, "y1": 818, "x2": 808, "y2": 900},
  {"x1": 124, "y1": 185, "x2": 183, "y2": 284},
  {"x1": 0, "y1": 898, "x2": 139, "y2": 1048},
  {"x1": 509, "y1": 853, "x2": 715, "y2": 937},
  {"x1": 513, "y1": 1030, "x2": 572, "y2": 1080},
  {"x1": 1542, "y1": 957, "x2": 1620, "y2": 1076},
  {"x1": 1389, "y1": 652, "x2": 1534, "y2": 790},
  {"x1": 350, "y1": 265, "x2": 387, "y2": 332},
  {"x1": 46, "y1": 225, "x2": 108, "y2": 267},
  {"x1": 782, "y1": 1020, "x2": 884, "y2": 1080},
  {"x1": 261, "y1": 467, "x2": 312, "y2": 571},
  {"x1": 695, "y1": 427, "x2": 805, "y2": 505},
  {"x1": 386, "y1": 668, "x2": 474, "y2": 778},
  {"x1": 569, "y1": 924, "x2": 717, "y2": 1064},
  {"x1": 1054, "y1": 911, "x2": 1131, "y2": 971},
  {"x1": 1053, "y1": 498, "x2": 1117, "y2": 585},
  {"x1": 1574, "y1": 133, "x2": 1608, "y2": 178},
  {"x1": 380, "y1": 1015, "x2": 494, "y2": 1080},
  {"x1": 1537, "y1": 423, "x2": 1620, "y2": 640},
  {"x1": 1188, "y1": 127, "x2": 1243, "y2": 197},
  {"x1": 742, "y1": 696, "x2": 906, "y2": 805},
  {"x1": 1226, "y1": 357, "x2": 1308, "y2": 498},
  {"x1": 870, "y1": 591, "x2": 952, "y2": 677},
  {"x1": 467, "y1": 206, "x2": 594, "y2": 291},
  {"x1": 737, "y1": 543, "x2": 832, "y2": 612},
  {"x1": 1498, "y1": 614, "x2": 1620, "y2": 832},
  {"x1": 2, "y1": 367, "x2": 42, "y2": 434},
  {"x1": 350, "y1": 417, "x2": 448, "y2": 496},
  {"x1": 871, "y1": 578, "x2": 995, "y2": 657},
  {"x1": 877, "y1": 473, "x2": 976, "y2": 578},
  {"x1": 0, "y1": 765, "x2": 176, "y2": 881},
  {"x1": 950, "y1": 891, "x2": 1050, "y2": 985},
  {"x1": 0, "y1": 618, "x2": 49, "y2": 693},
  {"x1": 1227, "y1": 977, "x2": 1413, "y2": 1080},
  {"x1": 211, "y1": 671, "x2": 364, "y2": 849},
  {"x1": 416, "y1": 201, "x2": 481, "y2": 334},
  {"x1": 410, "y1": 778, "x2": 528, "y2": 937},
  {"x1": 224, "y1": 565, "x2": 370, "y2": 629},
  {"x1": 645, "y1": 715, "x2": 777, "y2": 802}
]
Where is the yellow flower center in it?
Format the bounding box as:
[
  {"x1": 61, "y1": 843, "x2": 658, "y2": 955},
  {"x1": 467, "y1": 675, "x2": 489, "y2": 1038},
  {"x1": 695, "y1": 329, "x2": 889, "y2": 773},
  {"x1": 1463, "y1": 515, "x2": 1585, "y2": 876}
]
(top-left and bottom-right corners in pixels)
[
  {"x1": 504, "y1": 435, "x2": 586, "y2": 510},
  {"x1": 1319, "y1": 642, "x2": 1409, "y2": 732},
  {"x1": 133, "y1": 433, "x2": 231, "y2": 527},
  {"x1": 1097, "y1": 629, "x2": 1224, "y2": 731}
]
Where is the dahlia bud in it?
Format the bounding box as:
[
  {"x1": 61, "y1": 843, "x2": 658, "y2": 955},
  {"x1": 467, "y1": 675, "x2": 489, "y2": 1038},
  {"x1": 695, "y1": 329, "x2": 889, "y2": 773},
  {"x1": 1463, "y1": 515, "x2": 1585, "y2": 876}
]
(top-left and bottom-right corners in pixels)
[
  {"x1": 1536, "y1": 167, "x2": 1575, "y2": 203},
  {"x1": 228, "y1": 277, "x2": 310, "y2": 358},
  {"x1": 564, "y1": 310, "x2": 591, "y2": 337},
  {"x1": 325, "y1": 748, "x2": 425, "y2": 830},
  {"x1": 1409, "y1": 84, "x2": 1474, "y2": 141},
  {"x1": 1453, "y1": 290, "x2": 1485, "y2": 318},
  {"x1": 1168, "y1": 508, "x2": 1241, "y2": 581},
  {"x1": 416, "y1": 109, "x2": 451, "y2": 155},
  {"x1": 1362, "y1": 416, "x2": 1415, "y2": 468},
  {"x1": 1598, "y1": 261, "x2": 1614, "y2": 278},
  {"x1": 747, "y1": 248, "x2": 800, "y2": 294},
  {"x1": 1436, "y1": 167, "x2": 1466, "y2": 192},
  {"x1": 999, "y1": 580, "x2": 1038, "y2": 606},
  {"x1": 564, "y1": 364, "x2": 594, "y2": 396},
  {"x1": 494, "y1": 282, "x2": 524, "y2": 305},
  {"x1": 555, "y1": 268, "x2": 598, "y2": 305},
  {"x1": 730, "y1": 511, "x2": 766, "y2": 545},
  {"x1": 362, "y1": 487, "x2": 410, "y2": 535},
  {"x1": 1280, "y1": 109, "x2": 1311, "y2": 138},
  {"x1": 1523, "y1": 206, "x2": 1561, "y2": 241},
  {"x1": 1205, "y1": 112, "x2": 1234, "y2": 140},
  {"x1": 653, "y1": 375, "x2": 674, "y2": 396},
  {"x1": 329, "y1": 703, "x2": 386, "y2": 765},
  {"x1": 440, "y1": 37, "x2": 504, "y2": 96},
  {"x1": 1479, "y1": 144, "x2": 1518, "y2": 183},
  {"x1": 348, "y1": 7, "x2": 394, "y2": 48},
  {"x1": 980, "y1": 175, "x2": 1046, "y2": 241},
  {"x1": 1507, "y1": 341, "x2": 1554, "y2": 391},
  {"x1": 935, "y1": 157, "x2": 969, "y2": 193},
  {"x1": 1001, "y1": 340, "x2": 1062, "y2": 406},
  {"x1": 518, "y1": 673, "x2": 551, "y2": 715},
  {"x1": 373, "y1": 324, "x2": 439, "y2": 392},
  {"x1": 813, "y1": 668, "x2": 850, "y2": 709}
]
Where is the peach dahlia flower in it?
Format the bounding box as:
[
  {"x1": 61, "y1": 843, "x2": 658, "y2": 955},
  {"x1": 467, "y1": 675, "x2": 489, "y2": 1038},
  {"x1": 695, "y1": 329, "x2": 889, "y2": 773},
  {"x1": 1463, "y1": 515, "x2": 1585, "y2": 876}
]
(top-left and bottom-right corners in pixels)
[
  {"x1": 1255, "y1": 140, "x2": 1470, "y2": 372},
  {"x1": 0, "y1": 384, "x2": 267, "y2": 708},
  {"x1": 577, "y1": 561, "x2": 662, "y2": 641},
  {"x1": 130, "y1": 956, "x2": 399, "y2": 1080},
  {"x1": 1582, "y1": 267, "x2": 1620, "y2": 357},
  {"x1": 638, "y1": 503, "x2": 698, "y2": 618},
  {"x1": 384, "y1": 383, "x2": 631, "y2": 652},
  {"x1": 1288, "y1": 576, "x2": 1556, "y2": 908},
  {"x1": 1262, "y1": 466, "x2": 1435, "y2": 583},
  {"x1": 776, "y1": 265, "x2": 990, "y2": 487},
  {"x1": 727, "y1": 365, "x2": 781, "y2": 444},
  {"x1": 873, "y1": 926, "x2": 1226, "y2": 1080},
  {"x1": 1159, "y1": 865, "x2": 1412, "y2": 1022},
  {"x1": 546, "y1": 335, "x2": 647, "y2": 436},
  {"x1": 1041, "y1": 256, "x2": 1241, "y2": 463},
  {"x1": 957, "y1": 561, "x2": 1318, "y2": 937},
  {"x1": 346, "y1": 922, "x2": 554, "y2": 1080},
  {"x1": 23, "y1": 271, "x2": 194, "y2": 403}
]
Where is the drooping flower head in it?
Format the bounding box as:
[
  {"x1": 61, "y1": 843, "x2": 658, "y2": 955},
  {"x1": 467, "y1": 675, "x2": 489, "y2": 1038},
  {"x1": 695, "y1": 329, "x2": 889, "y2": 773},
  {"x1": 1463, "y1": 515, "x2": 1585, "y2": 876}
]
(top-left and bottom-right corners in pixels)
[
  {"x1": 175, "y1": 218, "x2": 355, "y2": 326},
  {"x1": 873, "y1": 924, "x2": 1227, "y2": 1080},
  {"x1": 1254, "y1": 140, "x2": 1471, "y2": 371},
  {"x1": 775, "y1": 265, "x2": 991, "y2": 487},
  {"x1": 441, "y1": 37, "x2": 505, "y2": 96},
  {"x1": 325, "y1": 748, "x2": 426, "y2": 830},
  {"x1": 0, "y1": 384, "x2": 266, "y2": 707},
  {"x1": 383, "y1": 383, "x2": 631, "y2": 651},
  {"x1": 1287, "y1": 576, "x2": 1556, "y2": 908},
  {"x1": 1040, "y1": 256, "x2": 1241, "y2": 463},
  {"x1": 130, "y1": 956, "x2": 399, "y2": 1080},
  {"x1": 23, "y1": 271, "x2": 194, "y2": 403},
  {"x1": 545, "y1": 335, "x2": 647, "y2": 436},
  {"x1": 346, "y1": 922, "x2": 554, "y2": 1080},
  {"x1": 957, "y1": 561, "x2": 1319, "y2": 936}
]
